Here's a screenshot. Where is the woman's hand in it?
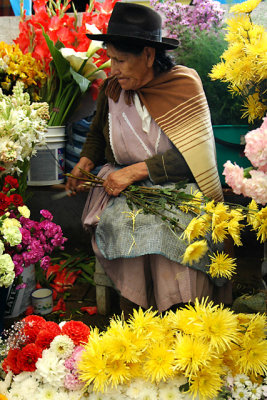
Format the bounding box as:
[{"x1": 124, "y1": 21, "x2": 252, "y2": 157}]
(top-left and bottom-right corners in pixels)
[
  {"x1": 103, "y1": 162, "x2": 149, "y2": 196},
  {"x1": 65, "y1": 157, "x2": 95, "y2": 195}
]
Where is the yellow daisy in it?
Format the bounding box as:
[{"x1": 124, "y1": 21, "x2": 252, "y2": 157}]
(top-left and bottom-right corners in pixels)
[
  {"x1": 208, "y1": 251, "x2": 237, "y2": 279},
  {"x1": 182, "y1": 240, "x2": 208, "y2": 266}
]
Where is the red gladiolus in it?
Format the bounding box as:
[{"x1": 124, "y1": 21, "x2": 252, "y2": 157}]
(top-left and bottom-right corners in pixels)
[
  {"x1": 16, "y1": 343, "x2": 43, "y2": 372},
  {"x1": 80, "y1": 306, "x2": 97, "y2": 315},
  {"x1": 52, "y1": 297, "x2": 66, "y2": 313},
  {"x1": 61, "y1": 320, "x2": 90, "y2": 346},
  {"x1": 46, "y1": 263, "x2": 81, "y2": 293}
]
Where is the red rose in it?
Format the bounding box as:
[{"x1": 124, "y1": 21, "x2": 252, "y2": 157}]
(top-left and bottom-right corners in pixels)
[
  {"x1": 3, "y1": 176, "x2": 19, "y2": 192},
  {"x1": 61, "y1": 320, "x2": 90, "y2": 346},
  {"x1": 16, "y1": 343, "x2": 43, "y2": 372},
  {"x1": 9, "y1": 194, "x2": 24, "y2": 207},
  {"x1": 2, "y1": 348, "x2": 21, "y2": 375},
  {"x1": 22, "y1": 315, "x2": 47, "y2": 343},
  {"x1": 0, "y1": 193, "x2": 11, "y2": 214}
]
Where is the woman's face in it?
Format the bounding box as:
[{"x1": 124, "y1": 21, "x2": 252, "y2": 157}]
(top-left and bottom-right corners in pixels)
[{"x1": 107, "y1": 44, "x2": 155, "y2": 91}]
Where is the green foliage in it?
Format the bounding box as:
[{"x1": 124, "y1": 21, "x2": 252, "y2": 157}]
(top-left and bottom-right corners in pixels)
[{"x1": 172, "y1": 30, "x2": 244, "y2": 125}]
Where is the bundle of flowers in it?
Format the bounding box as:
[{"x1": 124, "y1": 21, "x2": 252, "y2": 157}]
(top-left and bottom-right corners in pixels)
[
  {"x1": 209, "y1": 0, "x2": 267, "y2": 124},
  {"x1": 0, "y1": 41, "x2": 46, "y2": 101},
  {"x1": 150, "y1": 0, "x2": 225, "y2": 56},
  {"x1": 0, "y1": 176, "x2": 67, "y2": 288},
  {"x1": 77, "y1": 303, "x2": 267, "y2": 399},
  {"x1": 0, "y1": 315, "x2": 91, "y2": 399},
  {"x1": 14, "y1": 0, "x2": 117, "y2": 126},
  {"x1": 223, "y1": 115, "x2": 267, "y2": 205},
  {"x1": 0, "y1": 81, "x2": 49, "y2": 189},
  {"x1": 67, "y1": 169, "x2": 266, "y2": 281},
  {"x1": 0, "y1": 302, "x2": 266, "y2": 399}
]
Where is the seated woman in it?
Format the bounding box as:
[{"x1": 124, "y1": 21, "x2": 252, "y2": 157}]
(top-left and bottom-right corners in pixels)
[{"x1": 66, "y1": 2, "x2": 232, "y2": 316}]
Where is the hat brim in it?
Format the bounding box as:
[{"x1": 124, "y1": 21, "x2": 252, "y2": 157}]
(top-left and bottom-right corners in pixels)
[{"x1": 86, "y1": 33, "x2": 179, "y2": 50}]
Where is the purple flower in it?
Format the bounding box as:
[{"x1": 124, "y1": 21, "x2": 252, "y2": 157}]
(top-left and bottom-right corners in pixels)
[
  {"x1": 40, "y1": 256, "x2": 50, "y2": 270},
  {"x1": 40, "y1": 209, "x2": 53, "y2": 221}
]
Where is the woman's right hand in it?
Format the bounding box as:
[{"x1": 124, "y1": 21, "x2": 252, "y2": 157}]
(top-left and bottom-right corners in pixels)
[{"x1": 65, "y1": 157, "x2": 95, "y2": 195}]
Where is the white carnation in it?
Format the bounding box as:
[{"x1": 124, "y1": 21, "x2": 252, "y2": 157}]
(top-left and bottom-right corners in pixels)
[
  {"x1": 35, "y1": 348, "x2": 67, "y2": 387},
  {"x1": 18, "y1": 205, "x2": 30, "y2": 218},
  {"x1": 0, "y1": 239, "x2": 4, "y2": 255},
  {"x1": 2, "y1": 225, "x2": 22, "y2": 246},
  {"x1": 0, "y1": 254, "x2": 15, "y2": 287}
]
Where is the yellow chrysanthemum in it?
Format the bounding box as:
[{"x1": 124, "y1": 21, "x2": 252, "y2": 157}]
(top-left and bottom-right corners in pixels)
[
  {"x1": 189, "y1": 367, "x2": 223, "y2": 400},
  {"x1": 247, "y1": 200, "x2": 259, "y2": 227},
  {"x1": 212, "y1": 203, "x2": 230, "y2": 226},
  {"x1": 237, "y1": 336, "x2": 267, "y2": 376},
  {"x1": 182, "y1": 240, "x2": 208, "y2": 266},
  {"x1": 227, "y1": 218, "x2": 243, "y2": 246},
  {"x1": 105, "y1": 359, "x2": 132, "y2": 388},
  {"x1": 212, "y1": 221, "x2": 229, "y2": 243},
  {"x1": 173, "y1": 334, "x2": 213, "y2": 377},
  {"x1": 204, "y1": 200, "x2": 216, "y2": 214},
  {"x1": 208, "y1": 251, "x2": 237, "y2": 279},
  {"x1": 181, "y1": 217, "x2": 207, "y2": 243},
  {"x1": 143, "y1": 342, "x2": 175, "y2": 383},
  {"x1": 243, "y1": 313, "x2": 267, "y2": 341},
  {"x1": 230, "y1": 0, "x2": 262, "y2": 14},
  {"x1": 242, "y1": 92, "x2": 267, "y2": 123},
  {"x1": 128, "y1": 307, "x2": 160, "y2": 339}
]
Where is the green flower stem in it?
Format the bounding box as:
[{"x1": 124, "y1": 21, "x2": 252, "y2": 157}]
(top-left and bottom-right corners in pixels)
[{"x1": 48, "y1": 81, "x2": 80, "y2": 126}]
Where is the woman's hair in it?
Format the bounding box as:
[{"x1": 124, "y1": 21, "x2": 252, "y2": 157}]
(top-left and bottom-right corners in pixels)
[{"x1": 104, "y1": 40, "x2": 175, "y2": 74}]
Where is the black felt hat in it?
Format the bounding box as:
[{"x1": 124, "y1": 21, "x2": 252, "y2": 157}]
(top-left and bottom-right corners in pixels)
[{"x1": 86, "y1": 2, "x2": 179, "y2": 50}]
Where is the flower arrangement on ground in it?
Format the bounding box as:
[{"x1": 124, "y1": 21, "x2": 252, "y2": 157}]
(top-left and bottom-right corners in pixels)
[
  {"x1": 209, "y1": 0, "x2": 267, "y2": 125},
  {"x1": 1, "y1": 301, "x2": 266, "y2": 399},
  {"x1": 0, "y1": 315, "x2": 91, "y2": 399},
  {"x1": 223, "y1": 115, "x2": 267, "y2": 205},
  {"x1": 0, "y1": 81, "x2": 49, "y2": 193},
  {"x1": 14, "y1": 0, "x2": 116, "y2": 126},
  {"x1": 0, "y1": 42, "x2": 46, "y2": 101},
  {"x1": 0, "y1": 176, "x2": 67, "y2": 289}
]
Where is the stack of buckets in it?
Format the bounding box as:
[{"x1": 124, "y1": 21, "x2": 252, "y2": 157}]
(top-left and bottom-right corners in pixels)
[{"x1": 27, "y1": 126, "x2": 66, "y2": 186}]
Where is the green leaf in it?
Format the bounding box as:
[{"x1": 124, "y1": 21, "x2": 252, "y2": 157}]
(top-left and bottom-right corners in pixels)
[
  {"x1": 70, "y1": 67, "x2": 91, "y2": 93},
  {"x1": 42, "y1": 28, "x2": 71, "y2": 82}
]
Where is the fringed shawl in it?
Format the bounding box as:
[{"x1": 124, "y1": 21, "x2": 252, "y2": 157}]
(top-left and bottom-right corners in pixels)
[{"x1": 105, "y1": 66, "x2": 223, "y2": 202}]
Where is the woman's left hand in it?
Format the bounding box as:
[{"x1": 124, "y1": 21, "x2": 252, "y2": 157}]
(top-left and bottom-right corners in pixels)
[{"x1": 103, "y1": 162, "x2": 149, "y2": 196}]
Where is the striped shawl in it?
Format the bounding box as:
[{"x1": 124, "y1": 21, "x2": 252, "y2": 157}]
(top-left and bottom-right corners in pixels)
[{"x1": 105, "y1": 65, "x2": 224, "y2": 201}]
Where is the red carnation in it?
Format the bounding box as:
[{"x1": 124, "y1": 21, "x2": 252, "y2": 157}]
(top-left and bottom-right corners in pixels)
[
  {"x1": 9, "y1": 193, "x2": 24, "y2": 207},
  {"x1": 16, "y1": 343, "x2": 43, "y2": 372},
  {"x1": 61, "y1": 320, "x2": 90, "y2": 346},
  {"x1": 0, "y1": 193, "x2": 11, "y2": 214},
  {"x1": 44, "y1": 321, "x2": 61, "y2": 335},
  {"x1": 2, "y1": 348, "x2": 22, "y2": 375},
  {"x1": 3, "y1": 175, "x2": 19, "y2": 192},
  {"x1": 35, "y1": 328, "x2": 59, "y2": 350},
  {"x1": 22, "y1": 315, "x2": 47, "y2": 343}
]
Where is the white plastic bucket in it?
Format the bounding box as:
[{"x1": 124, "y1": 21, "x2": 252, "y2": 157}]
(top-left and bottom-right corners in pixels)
[{"x1": 28, "y1": 126, "x2": 66, "y2": 186}]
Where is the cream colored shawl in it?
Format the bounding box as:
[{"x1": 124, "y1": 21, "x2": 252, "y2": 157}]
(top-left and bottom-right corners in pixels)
[{"x1": 106, "y1": 66, "x2": 224, "y2": 201}]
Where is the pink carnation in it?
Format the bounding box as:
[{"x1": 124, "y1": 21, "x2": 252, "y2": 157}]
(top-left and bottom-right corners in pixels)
[
  {"x1": 243, "y1": 169, "x2": 267, "y2": 205},
  {"x1": 64, "y1": 372, "x2": 83, "y2": 391},
  {"x1": 245, "y1": 125, "x2": 267, "y2": 172},
  {"x1": 223, "y1": 161, "x2": 246, "y2": 195}
]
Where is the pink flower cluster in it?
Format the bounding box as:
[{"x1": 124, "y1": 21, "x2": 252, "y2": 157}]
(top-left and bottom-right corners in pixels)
[
  {"x1": 150, "y1": 0, "x2": 225, "y2": 40},
  {"x1": 64, "y1": 345, "x2": 85, "y2": 390},
  {"x1": 223, "y1": 116, "x2": 267, "y2": 205},
  {"x1": 10, "y1": 209, "x2": 67, "y2": 276}
]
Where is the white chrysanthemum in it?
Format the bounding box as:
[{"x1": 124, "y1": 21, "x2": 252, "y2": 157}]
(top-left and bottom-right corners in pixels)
[
  {"x1": 2, "y1": 225, "x2": 22, "y2": 246},
  {"x1": 7, "y1": 387, "x2": 24, "y2": 400},
  {"x1": 35, "y1": 383, "x2": 58, "y2": 400},
  {"x1": 35, "y1": 348, "x2": 67, "y2": 387},
  {"x1": 248, "y1": 383, "x2": 263, "y2": 400},
  {"x1": 102, "y1": 385, "x2": 126, "y2": 400},
  {"x1": 18, "y1": 205, "x2": 30, "y2": 218},
  {"x1": 49, "y1": 334, "x2": 74, "y2": 359},
  {"x1": 55, "y1": 391, "x2": 70, "y2": 400},
  {"x1": 158, "y1": 381, "x2": 184, "y2": 400},
  {"x1": 125, "y1": 380, "x2": 158, "y2": 400},
  {"x1": 12, "y1": 373, "x2": 39, "y2": 396}
]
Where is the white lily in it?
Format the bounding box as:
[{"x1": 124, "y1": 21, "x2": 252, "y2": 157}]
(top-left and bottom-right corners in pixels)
[{"x1": 85, "y1": 24, "x2": 104, "y2": 58}]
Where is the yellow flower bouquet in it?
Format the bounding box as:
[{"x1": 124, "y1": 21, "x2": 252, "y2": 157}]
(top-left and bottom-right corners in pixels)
[{"x1": 209, "y1": 0, "x2": 267, "y2": 125}]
